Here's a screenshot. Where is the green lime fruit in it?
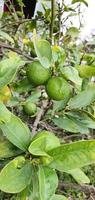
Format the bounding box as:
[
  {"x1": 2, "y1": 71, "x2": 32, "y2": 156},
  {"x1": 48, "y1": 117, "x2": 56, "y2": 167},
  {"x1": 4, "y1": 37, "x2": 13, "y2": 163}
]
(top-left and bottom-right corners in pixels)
[
  {"x1": 23, "y1": 101, "x2": 37, "y2": 116},
  {"x1": 45, "y1": 76, "x2": 71, "y2": 101},
  {"x1": 26, "y1": 61, "x2": 51, "y2": 86},
  {"x1": 76, "y1": 65, "x2": 95, "y2": 78}
]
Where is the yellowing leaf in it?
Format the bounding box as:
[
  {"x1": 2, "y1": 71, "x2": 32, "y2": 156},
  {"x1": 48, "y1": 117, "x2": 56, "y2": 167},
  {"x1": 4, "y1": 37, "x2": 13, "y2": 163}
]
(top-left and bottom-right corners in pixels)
[
  {"x1": 48, "y1": 140, "x2": 95, "y2": 172},
  {"x1": 0, "y1": 157, "x2": 32, "y2": 193},
  {"x1": 0, "y1": 57, "x2": 25, "y2": 89}
]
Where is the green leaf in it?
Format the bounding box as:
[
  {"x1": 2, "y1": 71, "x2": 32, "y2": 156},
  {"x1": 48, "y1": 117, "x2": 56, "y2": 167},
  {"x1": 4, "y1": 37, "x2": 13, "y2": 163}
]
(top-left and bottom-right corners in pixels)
[
  {"x1": 51, "y1": 194, "x2": 68, "y2": 200},
  {"x1": 83, "y1": 53, "x2": 95, "y2": 64},
  {"x1": 0, "y1": 140, "x2": 21, "y2": 160},
  {"x1": 0, "y1": 31, "x2": 14, "y2": 43},
  {"x1": 76, "y1": 65, "x2": 95, "y2": 78},
  {"x1": 48, "y1": 140, "x2": 95, "y2": 172},
  {"x1": 67, "y1": 111, "x2": 95, "y2": 129},
  {"x1": 28, "y1": 131, "x2": 60, "y2": 157},
  {"x1": 0, "y1": 56, "x2": 25, "y2": 89},
  {"x1": 15, "y1": 188, "x2": 28, "y2": 200},
  {"x1": 53, "y1": 116, "x2": 78, "y2": 133},
  {"x1": 52, "y1": 116, "x2": 89, "y2": 133},
  {"x1": 61, "y1": 67, "x2": 82, "y2": 86},
  {"x1": 0, "y1": 103, "x2": 31, "y2": 151},
  {"x1": 38, "y1": 166, "x2": 58, "y2": 200},
  {"x1": 69, "y1": 85, "x2": 95, "y2": 109},
  {"x1": 0, "y1": 103, "x2": 11, "y2": 122},
  {"x1": 0, "y1": 156, "x2": 32, "y2": 193},
  {"x1": 28, "y1": 166, "x2": 40, "y2": 200},
  {"x1": 68, "y1": 168, "x2": 90, "y2": 184},
  {"x1": 38, "y1": 166, "x2": 45, "y2": 200},
  {"x1": 13, "y1": 78, "x2": 33, "y2": 93},
  {"x1": 26, "y1": 90, "x2": 41, "y2": 103},
  {"x1": 72, "y1": 0, "x2": 88, "y2": 6},
  {"x1": 53, "y1": 96, "x2": 71, "y2": 113},
  {"x1": 33, "y1": 31, "x2": 52, "y2": 68},
  {"x1": 67, "y1": 27, "x2": 80, "y2": 38},
  {"x1": 52, "y1": 46, "x2": 66, "y2": 66}
]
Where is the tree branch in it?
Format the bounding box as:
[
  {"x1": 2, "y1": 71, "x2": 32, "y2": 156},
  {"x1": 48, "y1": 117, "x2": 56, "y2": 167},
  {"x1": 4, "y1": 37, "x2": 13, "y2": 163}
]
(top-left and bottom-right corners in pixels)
[
  {"x1": 50, "y1": 0, "x2": 55, "y2": 44},
  {"x1": 1, "y1": 19, "x2": 32, "y2": 29},
  {"x1": 32, "y1": 100, "x2": 49, "y2": 136},
  {"x1": 59, "y1": 182, "x2": 95, "y2": 194},
  {"x1": 0, "y1": 42, "x2": 34, "y2": 60}
]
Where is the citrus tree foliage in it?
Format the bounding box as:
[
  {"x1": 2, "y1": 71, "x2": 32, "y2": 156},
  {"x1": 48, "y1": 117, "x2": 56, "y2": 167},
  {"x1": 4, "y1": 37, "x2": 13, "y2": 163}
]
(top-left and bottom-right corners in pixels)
[{"x1": 0, "y1": 0, "x2": 95, "y2": 199}]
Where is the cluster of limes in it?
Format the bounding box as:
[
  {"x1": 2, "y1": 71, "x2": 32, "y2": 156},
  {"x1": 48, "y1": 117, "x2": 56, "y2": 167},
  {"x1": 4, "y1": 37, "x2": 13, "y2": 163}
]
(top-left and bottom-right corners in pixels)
[
  {"x1": 1, "y1": 61, "x2": 95, "y2": 117},
  {"x1": 26, "y1": 60, "x2": 71, "y2": 101},
  {"x1": 23, "y1": 60, "x2": 71, "y2": 116},
  {"x1": 0, "y1": 60, "x2": 71, "y2": 116}
]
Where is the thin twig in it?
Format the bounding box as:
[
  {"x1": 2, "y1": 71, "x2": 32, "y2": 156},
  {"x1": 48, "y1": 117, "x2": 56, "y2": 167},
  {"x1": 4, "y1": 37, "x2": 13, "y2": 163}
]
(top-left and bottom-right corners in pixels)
[
  {"x1": 5, "y1": 0, "x2": 18, "y2": 21},
  {"x1": 50, "y1": 0, "x2": 55, "y2": 44},
  {"x1": 58, "y1": 3, "x2": 62, "y2": 45},
  {"x1": 0, "y1": 42, "x2": 34, "y2": 60},
  {"x1": 1, "y1": 19, "x2": 32, "y2": 29},
  {"x1": 64, "y1": 133, "x2": 88, "y2": 142},
  {"x1": 59, "y1": 182, "x2": 95, "y2": 194},
  {"x1": 8, "y1": 0, "x2": 19, "y2": 21},
  {"x1": 32, "y1": 100, "x2": 49, "y2": 136}
]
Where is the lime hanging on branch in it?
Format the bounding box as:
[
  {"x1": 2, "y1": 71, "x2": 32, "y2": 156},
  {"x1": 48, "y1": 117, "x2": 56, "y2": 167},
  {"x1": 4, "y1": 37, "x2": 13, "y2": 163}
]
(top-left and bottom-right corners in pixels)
[
  {"x1": 23, "y1": 101, "x2": 37, "y2": 116},
  {"x1": 45, "y1": 77, "x2": 71, "y2": 101},
  {"x1": 26, "y1": 60, "x2": 51, "y2": 86}
]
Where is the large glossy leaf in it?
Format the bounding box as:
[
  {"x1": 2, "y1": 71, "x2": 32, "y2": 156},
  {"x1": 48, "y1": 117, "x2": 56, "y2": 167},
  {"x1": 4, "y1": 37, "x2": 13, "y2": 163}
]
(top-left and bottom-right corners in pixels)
[
  {"x1": 0, "y1": 103, "x2": 31, "y2": 151},
  {"x1": 28, "y1": 131, "x2": 60, "y2": 157},
  {"x1": 0, "y1": 156, "x2": 32, "y2": 193},
  {"x1": 0, "y1": 56, "x2": 25, "y2": 89},
  {"x1": 0, "y1": 140, "x2": 21, "y2": 160},
  {"x1": 53, "y1": 116, "x2": 89, "y2": 134},
  {"x1": 33, "y1": 31, "x2": 52, "y2": 68},
  {"x1": 68, "y1": 168, "x2": 90, "y2": 184},
  {"x1": 69, "y1": 85, "x2": 95, "y2": 109},
  {"x1": 51, "y1": 195, "x2": 68, "y2": 200},
  {"x1": 38, "y1": 166, "x2": 58, "y2": 200},
  {"x1": 48, "y1": 140, "x2": 95, "y2": 172}
]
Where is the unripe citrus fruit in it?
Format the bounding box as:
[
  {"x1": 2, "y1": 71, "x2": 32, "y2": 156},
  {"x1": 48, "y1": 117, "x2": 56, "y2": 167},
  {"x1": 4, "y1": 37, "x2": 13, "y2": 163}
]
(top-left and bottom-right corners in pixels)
[
  {"x1": 0, "y1": 86, "x2": 11, "y2": 103},
  {"x1": 23, "y1": 102, "x2": 37, "y2": 116},
  {"x1": 45, "y1": 77, "x2": 71, "y2": 101},
  {"x1": 26, "y1": 61, "x2": 51, "y2": 86},
  {"x1": 76, "y1": 65, "x2": 95, "y2": 78}
]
